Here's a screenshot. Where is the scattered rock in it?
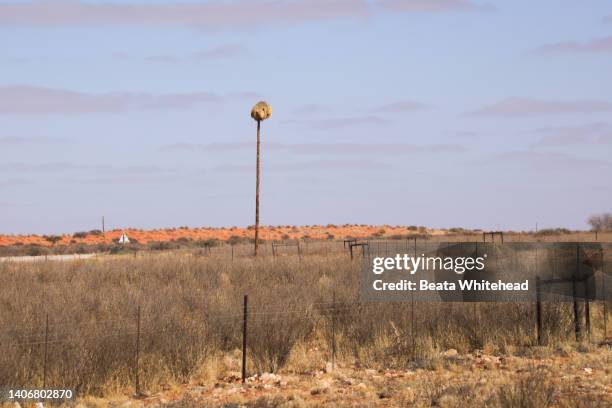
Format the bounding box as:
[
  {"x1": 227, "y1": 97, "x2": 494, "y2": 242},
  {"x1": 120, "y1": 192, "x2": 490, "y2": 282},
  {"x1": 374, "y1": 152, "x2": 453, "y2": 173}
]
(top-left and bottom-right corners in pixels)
[
  {"x1": 260, "y1": 372, "x2": 281, "y2": 383},
  {"x1": 443, "y1": 349, "x2": 459, "y2": 359},
  {"x1": 324, "y1": 362, "x2": 334, "y2": 373},
  {"x1": 342, "y1": 377, "x2": 355, "y2": 386},
  {"x1": 310, "y1": 380, "x2": 331, "y2": 395},
  {"x1": 355, "y1": 382, "x2": 368, "y2": 391},
  {"x1": 310, "y1": 387, "x2": 328, "y2": 395},
  {"x1": 583, "y1": 367, "x2": 593, "y2": 375}
]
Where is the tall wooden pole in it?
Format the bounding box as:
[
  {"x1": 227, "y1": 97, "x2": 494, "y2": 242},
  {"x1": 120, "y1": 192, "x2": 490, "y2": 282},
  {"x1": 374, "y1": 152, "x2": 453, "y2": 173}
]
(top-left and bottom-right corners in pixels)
[{"x1": 254, "y1": 120, "x2": 261, "y2": 256}]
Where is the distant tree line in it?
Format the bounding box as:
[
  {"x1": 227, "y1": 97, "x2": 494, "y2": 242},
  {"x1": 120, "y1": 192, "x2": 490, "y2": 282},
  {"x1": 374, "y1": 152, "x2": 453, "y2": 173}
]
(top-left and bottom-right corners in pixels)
[{"x1": 588, "y1": 213, "x2": 612, "y2": 231}]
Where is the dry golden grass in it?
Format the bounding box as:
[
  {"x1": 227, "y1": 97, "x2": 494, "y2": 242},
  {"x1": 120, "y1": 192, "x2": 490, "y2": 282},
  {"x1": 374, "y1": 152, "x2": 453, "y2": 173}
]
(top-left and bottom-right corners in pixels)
[{"x1": 0, "y1": 237, "x2": 610, "y2": 406}]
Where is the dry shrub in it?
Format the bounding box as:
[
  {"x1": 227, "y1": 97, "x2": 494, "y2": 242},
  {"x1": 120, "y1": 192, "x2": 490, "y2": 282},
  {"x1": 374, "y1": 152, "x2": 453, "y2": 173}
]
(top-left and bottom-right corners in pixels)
[
  {"x1": 497, "y1": 368, "x2": 556, "y2": 408},
  {"x1": 0, "y1": 244, "x2": 606, "y2": 396},
  {"x1": 248, "y1": 310, "x2": 315, "y2": 373}
]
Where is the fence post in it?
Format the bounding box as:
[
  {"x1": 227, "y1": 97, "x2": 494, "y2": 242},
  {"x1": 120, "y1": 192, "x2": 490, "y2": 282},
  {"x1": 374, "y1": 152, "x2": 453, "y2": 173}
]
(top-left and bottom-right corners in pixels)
[
  {"x1": 411, "y1": 238, "x2": 416, "y2": 360},
  {"x1": 242, "y1": 295, "x2": 248, "y2": 383},
  {"x1": 410, "y1": 292, "x2": 415, "y2": 361},
  {"x1": 135, "y1": 305, "x2": 141, "y2": 396},
  {"x1": 604, "y1": 253, "x2": 608, "y2": 342},
  {"x1": 536, "y1": 276, "x2": 542, "y2": 345},
  {"x1": 331, "y1": 291, "x2": 336, "y2": 371},
  {"x1": 573, "y1": 245, "x2": 581, "y2": 341},
  {"x1": 584, "y1": 299, "x2": 591, "y2": 340},
  {"x1": 43, "y1": 313, "x2": 49, "y2": 388},
  {"x1": 231, "y1": 244, "x2": 234, "y2": 262}
]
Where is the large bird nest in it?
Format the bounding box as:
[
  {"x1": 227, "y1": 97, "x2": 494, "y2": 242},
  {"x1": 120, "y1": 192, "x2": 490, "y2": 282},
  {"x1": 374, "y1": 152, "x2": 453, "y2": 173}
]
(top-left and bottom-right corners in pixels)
[{"x1": 251, "y1": 101, "x2": 272, "y2": 121}]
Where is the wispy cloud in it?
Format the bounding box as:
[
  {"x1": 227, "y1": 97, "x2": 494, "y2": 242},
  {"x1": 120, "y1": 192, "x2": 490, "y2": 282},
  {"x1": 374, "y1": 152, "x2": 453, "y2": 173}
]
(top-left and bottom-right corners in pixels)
[
  {"x1": 213, "y1": 159, "x2": 392, "y2": 173},
  {"x1": 143, "y1": 44, "x2": 249, "y2": 63},
  {"x1": 0, "y1": 178, "x2": 34, "y2": 188},
  {"x1": 604, "y1": 15, "x2": 612, "y2": 24},
  {"x1": 373, "y1": 100, "x2": 430, "y2": 114},
  {"x1": 448, "y1": 130, "x2": 481, "y2": 138},
  {"x1": 0, "y1": 162, "x2": 167, "y2": 175},
  {"x1": 292, "y1": 104, "x2": 329, "y2": 116},
  {"x1": 0, "y1": 200, "x2": 37, "y2": 208},
  {"x1": 0, "y1": 0, "x2": 370, "y2": 28},
  {"x1": 531, "y1": 35, "x2": 612, "y2": 54},
  {"x1": 0, "y1": 136, "x2": 70, "y2": 145},
  {"x1": 532, "y1": 123, "x2": 612, "y2": 147},
  {"x1": 0, "y1": 85, "x2": 227, "y2": 115},
  {"x1": 379, "y1": 0, "x2": 495, "y2": 13},
  {"x1": 469, "y1": 97, "x2": 612, "y2": 117},
  {"x1": 61, "y1": 175, "x2": 178, "y2": 185},
  {"x1": 283, "y1": 115, "x2": 389, "y2": 129},
  {"x1": 472, "y1": 150, "x2": 611, "y2": 171},
  {"x1": 161, "y1": 141, "x2": 466, "y2": 154}
]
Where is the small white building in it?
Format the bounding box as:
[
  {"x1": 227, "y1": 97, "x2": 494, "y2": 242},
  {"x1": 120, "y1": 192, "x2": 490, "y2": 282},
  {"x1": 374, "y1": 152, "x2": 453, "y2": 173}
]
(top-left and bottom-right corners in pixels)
[{"x1": 118, "y1": 232, "x2": 130, "y2": 244}]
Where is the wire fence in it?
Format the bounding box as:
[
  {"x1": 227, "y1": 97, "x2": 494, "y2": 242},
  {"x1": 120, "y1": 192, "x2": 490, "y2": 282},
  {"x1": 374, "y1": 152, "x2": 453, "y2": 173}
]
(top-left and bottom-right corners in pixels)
[
  {"x1": 1, "y1": 293, "x2": 610, "y2": 395},
  {"x1": 0, "y1": 238, "x2": 611, "y2": 395}
]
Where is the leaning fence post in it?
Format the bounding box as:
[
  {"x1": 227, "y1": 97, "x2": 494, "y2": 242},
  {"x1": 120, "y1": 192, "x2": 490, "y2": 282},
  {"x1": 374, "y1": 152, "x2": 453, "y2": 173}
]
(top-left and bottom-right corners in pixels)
[
  {"x1": 43, "y1": 313, "x2": 49, "y2": 388},
  {"x1": 242, "y1": 295, "x2": 248, "y2": 383},
  {"x1": 135, "y1": 305, "x2": 141, "y2": 396}
]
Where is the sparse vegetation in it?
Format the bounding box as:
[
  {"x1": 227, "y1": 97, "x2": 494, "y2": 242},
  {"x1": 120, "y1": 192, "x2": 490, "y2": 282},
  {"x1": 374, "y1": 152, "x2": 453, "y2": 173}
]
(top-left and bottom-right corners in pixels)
[{"x1": 0, "y1": 243, "x2": 609, "y2": 406}]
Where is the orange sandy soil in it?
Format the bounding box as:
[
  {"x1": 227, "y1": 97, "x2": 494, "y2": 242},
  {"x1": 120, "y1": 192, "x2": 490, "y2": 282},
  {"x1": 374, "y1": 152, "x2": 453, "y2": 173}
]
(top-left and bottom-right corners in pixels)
[{"x1": 0, "y1": 225, "x2": 444, "y2": 247}]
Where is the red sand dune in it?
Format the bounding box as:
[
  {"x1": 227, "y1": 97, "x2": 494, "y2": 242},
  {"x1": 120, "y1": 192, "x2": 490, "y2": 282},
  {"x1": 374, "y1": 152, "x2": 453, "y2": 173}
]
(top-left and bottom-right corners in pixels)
[{"x1": 0, "y1": 225, "x2": 439, "y2": 247}]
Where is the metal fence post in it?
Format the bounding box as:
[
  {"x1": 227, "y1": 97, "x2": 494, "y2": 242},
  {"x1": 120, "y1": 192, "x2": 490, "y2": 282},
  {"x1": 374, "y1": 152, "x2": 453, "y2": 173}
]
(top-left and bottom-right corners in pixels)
[
  {"x1": 242, "y1": 295, "x2": 248, "y2": 383},
  {"x1": 135, "y1": 306, "x2": 141, "y2": 396},
  {"x1": 43, "y1": 314, "x2": 49, "y2": 389},
  {"x1": 331, "y1": 291, "x2": 336, "y2": 371},
  {"x1": 536, "y1": 276, "x2": 542, "y2": 345},
  {"x1": 573, "y1": 245, "x2": 581, "y2": 341},
  {"x1": 585, "y1": 299, "x2": 591, "y2": 340}
]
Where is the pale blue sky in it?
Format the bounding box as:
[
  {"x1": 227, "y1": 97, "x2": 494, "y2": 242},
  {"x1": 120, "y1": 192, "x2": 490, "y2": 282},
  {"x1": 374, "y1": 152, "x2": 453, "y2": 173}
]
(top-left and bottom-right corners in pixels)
[{"x1": 1, "y1": 0, "x2": 611, "y2": 234}]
